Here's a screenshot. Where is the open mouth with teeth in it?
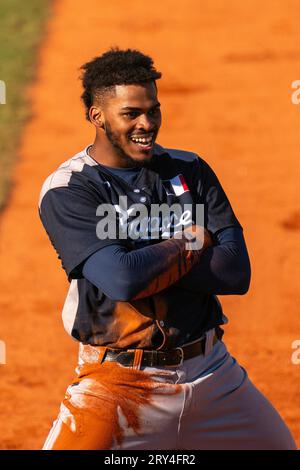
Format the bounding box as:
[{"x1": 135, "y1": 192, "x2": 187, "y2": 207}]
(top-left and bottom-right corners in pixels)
[{"x1": 129, "y1": 133, "x2": 155, "y2": 151}]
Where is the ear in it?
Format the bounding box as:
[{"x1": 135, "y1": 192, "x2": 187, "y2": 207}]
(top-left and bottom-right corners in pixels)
[{"x1": 89, "y1": 105, "x2": 105, "y2": 129}]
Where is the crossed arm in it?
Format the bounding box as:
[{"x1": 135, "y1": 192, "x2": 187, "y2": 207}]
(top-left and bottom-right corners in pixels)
[{"x1": 82, "y1": 225, "x2": 251, "y2": 301}]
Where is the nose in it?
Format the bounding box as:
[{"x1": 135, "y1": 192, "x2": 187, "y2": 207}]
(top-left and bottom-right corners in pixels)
[{"x1": 136, "y1": 113, "x2": 155, "y2": 132}]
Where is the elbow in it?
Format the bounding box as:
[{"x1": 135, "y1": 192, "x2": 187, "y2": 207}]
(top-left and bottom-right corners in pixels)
[
  {"x1": 105, "y1": 280, "x2": 142, "y2": 302},
  {"x1": 234, "y1": 269, "x2": 251, "y2": 295},
  {"x1": 231, "y1": 254, "x2": 251, "y2": 295},
  {"x1": 111, "y1": 292, "x2": 137, "y2": 302},
  {"x1": 107, "y1": 291, "x2": 130, "y2": 302}
]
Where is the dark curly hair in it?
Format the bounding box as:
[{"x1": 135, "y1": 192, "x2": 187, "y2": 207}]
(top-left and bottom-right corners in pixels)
[{"x1": 80, "y1": 47, "x2": 162, "y2": 121}]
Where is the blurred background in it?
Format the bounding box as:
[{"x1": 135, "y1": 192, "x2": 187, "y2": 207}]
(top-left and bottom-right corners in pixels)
[{"x1": 0, "y1": 0, "x2": 299, "y2": 449}]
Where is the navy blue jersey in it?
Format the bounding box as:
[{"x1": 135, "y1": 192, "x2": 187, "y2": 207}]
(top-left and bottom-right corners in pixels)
[{"x1": 39, "y1": 143, "x2": 241, "y2": 348}]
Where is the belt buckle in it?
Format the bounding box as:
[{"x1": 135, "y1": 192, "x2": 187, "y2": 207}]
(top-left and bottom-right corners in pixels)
[{"x1": 173, "y1": 347, "x2": 184, "y2": 367}]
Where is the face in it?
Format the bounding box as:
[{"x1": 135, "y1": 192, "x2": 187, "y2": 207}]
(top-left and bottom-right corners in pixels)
[{"x1": 100, "y1": 82, "x2": 162, "y2": 167}]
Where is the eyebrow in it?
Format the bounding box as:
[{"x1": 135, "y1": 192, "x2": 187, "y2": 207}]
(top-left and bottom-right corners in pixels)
[{"x1": 121, "y1": 102, "x2": 161, "y2": 111}]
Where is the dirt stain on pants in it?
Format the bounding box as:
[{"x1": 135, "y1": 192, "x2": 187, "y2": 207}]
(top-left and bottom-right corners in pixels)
[{"x1": 43, "y1": 361, "x2": 181, "y2": 450}]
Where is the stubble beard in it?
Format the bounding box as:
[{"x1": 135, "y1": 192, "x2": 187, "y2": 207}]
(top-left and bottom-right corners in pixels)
[{"x1": 105, "y1": 121, "x2": 154, "y2": 169}]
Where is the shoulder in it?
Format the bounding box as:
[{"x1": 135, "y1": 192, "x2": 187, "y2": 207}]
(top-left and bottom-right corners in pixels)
[
  {"x1": 155, "y1": 143, "x2": 201, "y2": 163},
  {"x1": 39, "y1": 148, "x2": 98, "y2": 208},
  {"x1": 153, "y1": 144, "x2": 208, "y2": 180}
]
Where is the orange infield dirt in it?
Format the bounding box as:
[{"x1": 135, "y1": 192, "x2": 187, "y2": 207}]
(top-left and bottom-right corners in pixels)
[{"x1": 0, "y1": 0, "x2": 299, "y2": 449}]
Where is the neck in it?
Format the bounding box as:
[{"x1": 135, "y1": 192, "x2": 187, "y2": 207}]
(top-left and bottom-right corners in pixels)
[
  {"x1": 88, "y1": 135, "x2": 124, "y2": 168},
  {"x1": 88, "y1": 134, "x2": 154, "y2": 169}
]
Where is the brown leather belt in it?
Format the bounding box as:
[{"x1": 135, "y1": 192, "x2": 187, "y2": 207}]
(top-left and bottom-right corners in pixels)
[{"x1": 84, "y1": 328, "x2": 222, "y2": 368}]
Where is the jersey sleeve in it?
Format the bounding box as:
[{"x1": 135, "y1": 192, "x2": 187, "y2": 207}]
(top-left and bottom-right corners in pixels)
[
  {"x1": 194, "y1": 157, "x2": 242, "y2": 235},
  {"x1": 39, "y1": 184, "x2": 120, "y2": 279}
]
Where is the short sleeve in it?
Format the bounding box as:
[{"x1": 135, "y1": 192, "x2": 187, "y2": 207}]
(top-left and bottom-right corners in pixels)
[
  {"x1": 194, "y1": 157, "x2": 242, "y2": 235},
  {"x1": 39, "y1": 184, "x2": 120, "y2": 279}
]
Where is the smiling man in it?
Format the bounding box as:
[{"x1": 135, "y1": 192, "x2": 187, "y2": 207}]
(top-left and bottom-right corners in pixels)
[
  {"x1": 88, "y1": 82, "x2": 161, "y2": 167},
  {"x1": 81, "y1": 50, "x2": 162, "y2": 168},
  {"x1": 39, "y1": 48, "x2": 296, "y2": 450}
]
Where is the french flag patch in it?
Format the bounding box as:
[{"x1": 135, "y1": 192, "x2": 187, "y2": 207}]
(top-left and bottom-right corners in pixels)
[{"x1": 163, "y1": 174, "x2": 190, "y2": 196}]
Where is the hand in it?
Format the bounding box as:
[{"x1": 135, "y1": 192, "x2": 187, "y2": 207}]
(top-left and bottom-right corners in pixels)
[{"x1": 180, "y1": 224, "x2": 213, "y2": 252}]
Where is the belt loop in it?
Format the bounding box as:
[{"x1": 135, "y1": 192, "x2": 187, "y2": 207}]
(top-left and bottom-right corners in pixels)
[
  {"x1": 131, "y1": 349, "x2": 144, "y2": 370},
  {"x1": 204, "y1": 328, "x2": 215, "y2": 357},
  {"x1": 97, "y1": 347, "x2": 108, "y2": 364}
]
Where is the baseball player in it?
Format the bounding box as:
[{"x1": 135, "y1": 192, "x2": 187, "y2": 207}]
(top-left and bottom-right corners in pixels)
[{"x1": 39, "y1": 48, "x2": 296, "y2": 450}]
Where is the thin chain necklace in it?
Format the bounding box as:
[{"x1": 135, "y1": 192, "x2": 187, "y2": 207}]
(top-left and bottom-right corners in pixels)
[{"x1": 87, "y1": 144, "x2": 94, "y2": 157}]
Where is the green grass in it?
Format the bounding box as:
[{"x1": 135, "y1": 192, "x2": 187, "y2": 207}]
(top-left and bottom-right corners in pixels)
[{"x1": 0, "y1": 0, "x2": 50, "y2": 211}]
